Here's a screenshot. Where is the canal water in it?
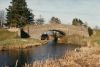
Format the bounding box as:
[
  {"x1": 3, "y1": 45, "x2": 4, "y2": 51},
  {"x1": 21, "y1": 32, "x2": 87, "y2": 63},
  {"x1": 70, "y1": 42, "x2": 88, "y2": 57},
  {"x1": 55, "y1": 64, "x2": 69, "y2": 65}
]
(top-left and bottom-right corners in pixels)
[{"x1": 0, "y1": 41, "x2": 77, "y2": 67}]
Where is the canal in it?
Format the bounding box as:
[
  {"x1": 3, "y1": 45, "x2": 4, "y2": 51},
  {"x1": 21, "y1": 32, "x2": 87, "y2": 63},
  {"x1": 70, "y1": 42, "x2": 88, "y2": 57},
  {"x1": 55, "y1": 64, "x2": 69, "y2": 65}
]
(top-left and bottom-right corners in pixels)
[{"x1": 0, "y1": 40, "x2": 77, "y2": 67}]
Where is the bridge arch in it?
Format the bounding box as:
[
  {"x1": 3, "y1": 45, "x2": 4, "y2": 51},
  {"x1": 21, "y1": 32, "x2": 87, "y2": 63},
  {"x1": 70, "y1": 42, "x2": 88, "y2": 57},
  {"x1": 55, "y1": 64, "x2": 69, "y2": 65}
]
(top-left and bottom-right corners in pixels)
[{"x1": 41, "y1": 29, "x2": 66, "y2": 40}]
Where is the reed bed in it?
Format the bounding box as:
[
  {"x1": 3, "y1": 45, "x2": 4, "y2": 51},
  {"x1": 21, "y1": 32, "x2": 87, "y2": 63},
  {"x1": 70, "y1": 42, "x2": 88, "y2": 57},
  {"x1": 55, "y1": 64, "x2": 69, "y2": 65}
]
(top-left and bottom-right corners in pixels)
[
  {"x1": 59, "y1": 34, "x2": 89, "y2": 46},
  {"x1": 23, "y1": 46, "x2": 100, "y2": 67}
]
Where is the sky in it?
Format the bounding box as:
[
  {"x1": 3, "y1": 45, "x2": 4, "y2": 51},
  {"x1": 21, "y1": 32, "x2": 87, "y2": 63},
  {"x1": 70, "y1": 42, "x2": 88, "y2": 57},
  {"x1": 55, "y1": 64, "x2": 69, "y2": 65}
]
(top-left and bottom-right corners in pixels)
[{"x1": 0, "y1": 0, "x2": 100, "y2": 28}]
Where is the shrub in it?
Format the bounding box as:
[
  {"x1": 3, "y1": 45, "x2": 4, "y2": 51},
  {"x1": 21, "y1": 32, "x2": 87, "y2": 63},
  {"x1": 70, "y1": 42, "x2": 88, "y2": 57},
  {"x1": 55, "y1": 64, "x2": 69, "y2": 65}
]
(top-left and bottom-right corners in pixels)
[{"x1": 88, "y1": 27, "x2": 93, "y2": 36}]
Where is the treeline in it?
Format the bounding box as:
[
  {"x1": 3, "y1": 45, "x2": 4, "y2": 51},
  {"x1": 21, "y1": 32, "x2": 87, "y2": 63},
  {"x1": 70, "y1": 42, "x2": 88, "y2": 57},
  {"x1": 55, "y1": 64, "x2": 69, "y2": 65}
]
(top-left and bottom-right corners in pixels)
[{"x1": 72, "y1": 18, "x2": 93, "y2": 36}]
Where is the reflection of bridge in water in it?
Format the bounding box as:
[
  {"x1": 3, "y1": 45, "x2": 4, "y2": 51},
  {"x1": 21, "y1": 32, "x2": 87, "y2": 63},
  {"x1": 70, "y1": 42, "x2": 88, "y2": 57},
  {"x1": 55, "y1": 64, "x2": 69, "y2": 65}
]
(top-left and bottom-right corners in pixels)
[{"x1": 24, "y1": 24, "x2": 89, "y2": 40}]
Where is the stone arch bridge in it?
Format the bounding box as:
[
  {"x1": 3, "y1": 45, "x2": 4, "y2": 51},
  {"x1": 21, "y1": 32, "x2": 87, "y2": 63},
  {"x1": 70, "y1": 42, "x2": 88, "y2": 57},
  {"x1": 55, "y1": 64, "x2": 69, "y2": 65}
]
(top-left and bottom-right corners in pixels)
[{"x1": 24, "y1": 24, "x2": 89, "y2": 40}]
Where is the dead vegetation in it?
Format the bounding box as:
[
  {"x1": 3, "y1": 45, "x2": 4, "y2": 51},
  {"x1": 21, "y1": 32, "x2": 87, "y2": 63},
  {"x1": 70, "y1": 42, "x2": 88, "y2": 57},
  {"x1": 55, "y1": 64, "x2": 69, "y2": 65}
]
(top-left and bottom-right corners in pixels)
[
  {"x1": 59, "y1": 34, "x2": 89, "y2": 46},
  {"x1": 23, "y1": 46, "x2": 100, "y2": 67}
]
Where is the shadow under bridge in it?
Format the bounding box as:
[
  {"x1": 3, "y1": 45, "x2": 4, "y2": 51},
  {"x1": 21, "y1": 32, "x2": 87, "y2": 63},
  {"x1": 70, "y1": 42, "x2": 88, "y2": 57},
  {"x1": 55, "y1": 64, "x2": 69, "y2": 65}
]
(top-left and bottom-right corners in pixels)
[{"x1": 41, "y1": 29, "x2": 66, "y2": 41}]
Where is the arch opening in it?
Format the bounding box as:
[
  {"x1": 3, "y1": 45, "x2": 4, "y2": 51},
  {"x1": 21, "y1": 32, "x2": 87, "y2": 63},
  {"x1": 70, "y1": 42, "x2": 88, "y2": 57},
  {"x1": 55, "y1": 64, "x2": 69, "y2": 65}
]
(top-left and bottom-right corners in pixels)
[{"x1": 41, "y1": 29, "x2": 66, "y2": 41}]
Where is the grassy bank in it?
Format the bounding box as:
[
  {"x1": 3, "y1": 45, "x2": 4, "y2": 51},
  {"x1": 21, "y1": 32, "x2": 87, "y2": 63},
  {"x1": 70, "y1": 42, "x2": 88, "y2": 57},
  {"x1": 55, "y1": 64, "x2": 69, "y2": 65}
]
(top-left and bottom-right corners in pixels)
[
  {"x1": 58, "y1": 34, "x2": 89, "y2": 46},
  {"x1": 58, "y1": 29, "x2": 100, "y2": 46},
  {"x1": 0, "y1": 28, "x2": 17, "y2": 41},
  {"x1": 0, "y1": 28, "x2": 47, "y2": 50},
  {"x1": 0, "y1": 38, "x2": 47, "y2": 50},
  {"x1": 91, "y1": 29, "x2": 100, "y2": 46}
]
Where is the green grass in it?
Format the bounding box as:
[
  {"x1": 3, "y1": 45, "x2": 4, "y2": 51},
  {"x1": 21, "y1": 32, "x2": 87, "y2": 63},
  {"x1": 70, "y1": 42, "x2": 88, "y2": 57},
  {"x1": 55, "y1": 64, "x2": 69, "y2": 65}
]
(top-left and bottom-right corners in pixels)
[
  {"x1": 91, "y1": 29, "x2": 100, "y2": 45},
  {"x1": 0, "y1": 28, "x2": 18, "y2": 41},
  {"x1": 0, "y1": 38, "x2": 45, "y2": 46}
]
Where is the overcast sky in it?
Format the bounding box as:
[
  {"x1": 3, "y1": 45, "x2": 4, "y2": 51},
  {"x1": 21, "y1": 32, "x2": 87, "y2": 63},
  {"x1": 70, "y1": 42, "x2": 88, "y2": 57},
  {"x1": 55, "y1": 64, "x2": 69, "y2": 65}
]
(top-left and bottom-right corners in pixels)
[{"x1": 0, "y1": 0, "x2": 100, "y2": 28}]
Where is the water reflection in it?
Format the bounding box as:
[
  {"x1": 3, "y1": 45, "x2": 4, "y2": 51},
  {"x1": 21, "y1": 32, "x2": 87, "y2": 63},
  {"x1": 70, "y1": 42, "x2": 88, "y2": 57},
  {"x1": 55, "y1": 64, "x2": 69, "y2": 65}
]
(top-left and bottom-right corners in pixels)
[
  {"x1": 17, "y1": 50, "x2": 27, "y2": 67},
  {"x1": 0, "y1": 49, "x2": 30, "y2": 67},
  {"x1": 0, "y1": 51, "x2": 17, "y2": 67},
  {"x1": 0, "y1": 40, "x2": 77, "y2": 66}
]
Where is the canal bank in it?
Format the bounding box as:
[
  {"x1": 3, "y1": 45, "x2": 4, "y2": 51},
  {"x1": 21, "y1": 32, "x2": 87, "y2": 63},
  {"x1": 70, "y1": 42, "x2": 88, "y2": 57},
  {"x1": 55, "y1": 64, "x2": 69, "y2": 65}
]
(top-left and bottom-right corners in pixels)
[{"x1": 0, "y1": 39, "x2": 47, "y2": 51}]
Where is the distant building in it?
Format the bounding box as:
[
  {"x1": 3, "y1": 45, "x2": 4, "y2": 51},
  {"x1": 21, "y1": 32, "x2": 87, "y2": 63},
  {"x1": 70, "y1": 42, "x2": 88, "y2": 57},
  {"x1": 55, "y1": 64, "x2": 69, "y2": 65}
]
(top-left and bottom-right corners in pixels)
[{"x1": 0, "y1": 10, "x2": 6, "y2": 27}]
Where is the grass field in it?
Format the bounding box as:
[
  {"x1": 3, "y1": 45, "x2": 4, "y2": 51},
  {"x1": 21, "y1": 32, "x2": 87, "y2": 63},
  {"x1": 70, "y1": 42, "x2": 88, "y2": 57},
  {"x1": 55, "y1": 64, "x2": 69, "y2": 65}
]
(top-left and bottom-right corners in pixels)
[
  {"x1": 0, "y1": 28, "x2": 18, "y2": 41},
  {"x1": 91, "y1": 29, "x2": 100, "y2": 45}
]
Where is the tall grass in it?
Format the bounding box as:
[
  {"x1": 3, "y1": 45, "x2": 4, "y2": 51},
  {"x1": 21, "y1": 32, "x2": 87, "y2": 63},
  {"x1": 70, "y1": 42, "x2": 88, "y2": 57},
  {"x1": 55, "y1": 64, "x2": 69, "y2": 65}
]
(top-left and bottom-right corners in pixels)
[
  {"x1": 59, "y1": 34, "x2": 88, "y2": 46},
  {"x1": 91, "y1": 29, "x2": 100, "y2": 45}
]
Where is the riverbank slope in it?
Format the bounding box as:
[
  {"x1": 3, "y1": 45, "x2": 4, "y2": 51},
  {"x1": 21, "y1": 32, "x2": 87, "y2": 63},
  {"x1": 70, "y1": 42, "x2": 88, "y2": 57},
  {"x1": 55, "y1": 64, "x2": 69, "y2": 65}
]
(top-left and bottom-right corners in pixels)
[{"x1": 0, "y1": 28, "x2": 47, "y2": 50}]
